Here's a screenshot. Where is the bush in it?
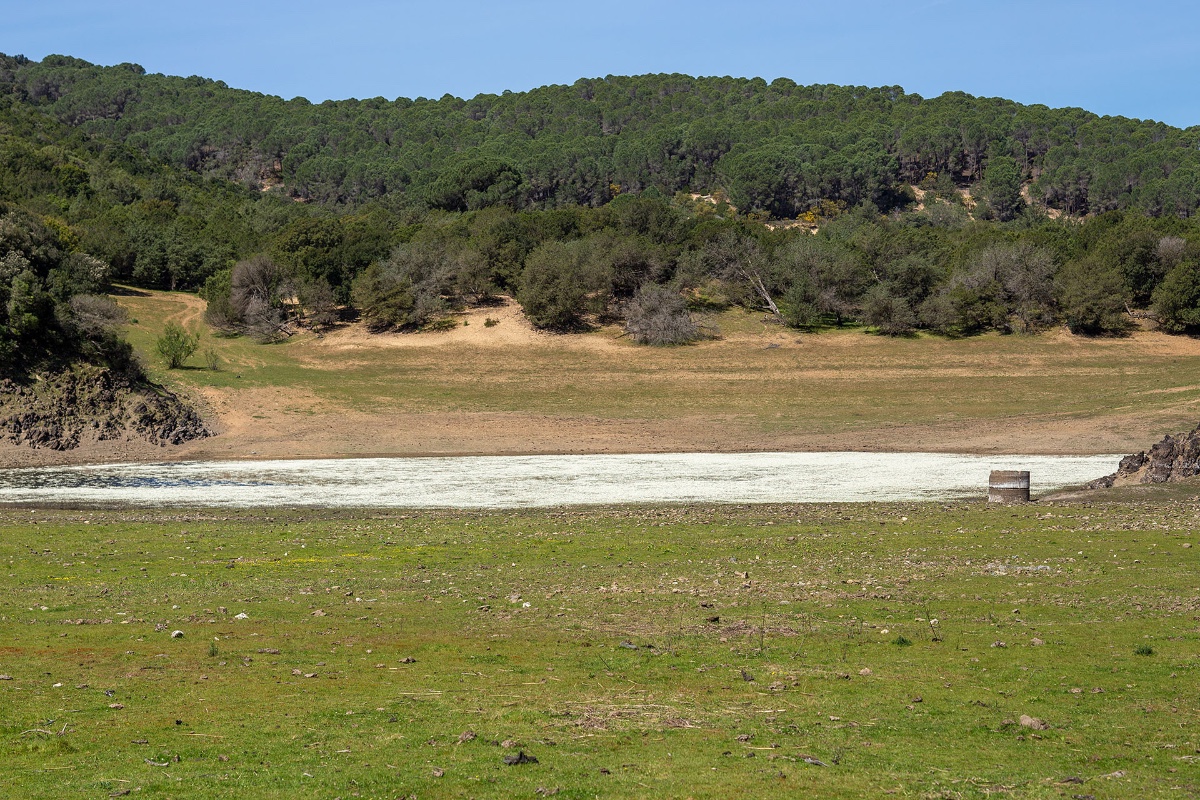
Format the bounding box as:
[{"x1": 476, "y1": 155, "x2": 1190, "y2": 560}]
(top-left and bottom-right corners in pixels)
[
  {"x1": 1153, "y1": 261, "x2": 1200, "y2": 333},
  {"x1": 155, "y1": 322, "x2": 199, "y2": 368},
  {"x1": 518, "y1": 240, "x2": 608, "y2": 330},
  {"x1": 1056, "y1": 259, "x2": 1131, "y2": 335},
  {"x1": 1134, "y1": 644, "x2": 1154, "y2": 656},
  {"x1": 623, "y1": 285, "x2": 700, "y2": 345},
  {"x1": 861, "y1": 285, "x2": 917, "y2": 335}
]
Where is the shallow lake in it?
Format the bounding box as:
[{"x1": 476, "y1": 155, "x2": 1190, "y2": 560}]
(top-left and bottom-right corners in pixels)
[{"x1": 0, "y1": 452, "x2": 1116, "y2": 508}]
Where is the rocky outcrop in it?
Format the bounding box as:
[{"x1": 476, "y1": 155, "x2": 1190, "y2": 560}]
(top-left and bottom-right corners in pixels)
[
  {"x1": 1086, "y1": 423, "x2": 1200, "y2": 488},
  {"x1": 0, "y1": 365, "x2": 210, "y2": 451}
]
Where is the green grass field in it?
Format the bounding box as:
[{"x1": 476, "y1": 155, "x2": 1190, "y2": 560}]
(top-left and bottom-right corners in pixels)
[{"x1": 2, "y1": 499, "x2": 1197, "y2": 798}]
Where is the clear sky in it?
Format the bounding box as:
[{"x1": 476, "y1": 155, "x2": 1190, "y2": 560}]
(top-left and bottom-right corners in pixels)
[{"x1": 5, "y1": 0, "x2": 1199, "y2": 127}]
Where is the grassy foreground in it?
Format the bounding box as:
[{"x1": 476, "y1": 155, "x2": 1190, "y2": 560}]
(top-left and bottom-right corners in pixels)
[{"x1": 1, "y1": 501, "x2": 1197, "y2": 799}]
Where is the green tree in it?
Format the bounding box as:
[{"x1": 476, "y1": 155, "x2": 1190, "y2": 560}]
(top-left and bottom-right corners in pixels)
[
  {"x1": 517, "y1": 239, "x2": 608, "y2": 330},
  {"x1": 1153, "y1": 260, "x2": 1200, "y2": 333},
  {"x1": 1056, "y1": 258, "x2": 1131, "y2": 335},
  {"x1": 982, "y1": 156, "x2": 1023, "y2": 222}
]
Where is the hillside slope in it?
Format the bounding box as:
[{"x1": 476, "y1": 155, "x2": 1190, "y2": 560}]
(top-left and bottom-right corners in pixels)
[{"x1": 4, "y1": 54, "x2": 1199, "y2": 218}]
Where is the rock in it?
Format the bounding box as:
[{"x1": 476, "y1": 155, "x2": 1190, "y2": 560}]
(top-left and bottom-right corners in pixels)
[
  {"x1": 503, "y1": 750, "x2": 538, "y2": 765},
  {"x1": 311, "y1": 609, "x2": 326, "y2": 616},
  {"x1": 0, "y1": 675, "x2": 12, "y2": 680},
  {"x1": 233, "y1": 613, "x2": 248, "y2": 620},
  {"x1": 170, "y1": 630, "x2": 184, "y2": 638},
  {"x1": 1019, "y1": 714, "x2": 1050, "y2": 730},
  {"x1": 1091, "y1": 423, "x2": 1200, "y2": 487},
  {"x1": 858, "y1": 668, "x2": 872, "y2": 676},
  {"x1": 1030, "y1": 637, "x2": 1045, "y2": 646},
  {"x1": 0, "y1": 365, "x2": 210, "y2": 452},
  {"x1": 457, "y1": 730, "x2": 477, "y2": 743},
  {"x1": 431, "y1": 767, "x2": 444, "y2": 777},
  {"x1": 501, "y1": 739, "x2": 518, "y2": 749}
]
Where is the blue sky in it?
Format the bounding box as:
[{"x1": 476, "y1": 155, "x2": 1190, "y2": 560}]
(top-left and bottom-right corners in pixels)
[{"x1": 5, "y1": 0, "x2": 1199, "y2": 127}]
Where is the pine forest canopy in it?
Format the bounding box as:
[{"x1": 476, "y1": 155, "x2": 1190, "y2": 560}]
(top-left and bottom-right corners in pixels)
[
  {"x1": 4, "y1": 51, "x2": 1200, "y2": 380},
  {"x1": 4, "y1": 53, "x2": 1199, "y2": 218}
]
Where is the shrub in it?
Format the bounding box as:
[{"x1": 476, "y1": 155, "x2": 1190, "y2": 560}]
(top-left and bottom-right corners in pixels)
[
  {"x1": 861, "y1": 284, "x2": 917, "y2": 336},
  {"x1": 1153, "y1": 261, "x2": 1200, "y2": 333},
  {"x1": 518, "y1": 240, "x2": 608, "y2": 330},
  {"x1": 1134, "y1": 644, "x2": 1154, "y2": 656},
  {"x1": 623, "y1": 285, "x2": 700, "y2": 345},
  {"x1": 1057, "y1": 258, "x2": 1132, "y2": 335},
  {"x1": 155, "y1": 322, "x2": 199, "y2": 369},
  {"x1": 892, "y1": 635, "x2": 912, "y2": 647}
]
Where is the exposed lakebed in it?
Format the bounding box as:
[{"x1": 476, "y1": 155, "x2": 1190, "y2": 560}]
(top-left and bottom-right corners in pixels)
[{"x1": 0, "y1": 452, "x2": 1117, "y2": 508}]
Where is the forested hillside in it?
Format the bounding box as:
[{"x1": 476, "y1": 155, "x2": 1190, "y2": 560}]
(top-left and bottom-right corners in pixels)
[
  {"x1": 5, "y1": 54, "x2": 1200, "y2": 219},
  {"x1": 2, "y1": 51, "x2": 1200, "y2": 373}
]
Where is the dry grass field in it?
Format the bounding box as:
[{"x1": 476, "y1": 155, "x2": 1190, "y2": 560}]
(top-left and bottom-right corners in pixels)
[{"x1": 5, "y1": 288, "x2": 1200, "y2": 466}]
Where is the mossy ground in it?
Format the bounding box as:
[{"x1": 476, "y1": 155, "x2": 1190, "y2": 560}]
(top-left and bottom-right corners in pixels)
[{"x1": 1, "y1": 500, "x2": 1197, "y2": 798}]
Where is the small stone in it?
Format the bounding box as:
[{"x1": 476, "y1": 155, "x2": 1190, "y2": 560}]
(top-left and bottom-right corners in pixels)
[
  {"x1": 233, "y1": 613, "x2": 248, "y2": 620},
  {"x1": 109, "y1": 703, "x2": 125, "y2": 709},
  {"x1": 432, "y1": 767, "x2": 444, "y2": 777},
  {"x1": 400, "y1": 656, "x2": 416, "y2": 663},
  {"x1": 0, "y1": 675, "x2": 12, "y2": 680},
  {"x1": 501, "y1": 739, "x2": 518, "y2": 748},
  {"x1": 1030, "y1": 638, "x2": 1045, "y2": 646},
  {"x1": 311, "y1": 610, "x2": 326, "y2": 617},
  {"x1": 991, "y1": 641, "x2": 1007, "y2": 648},
  {"x1": 858, "y1": 668, "x2": 872, "y2": 676},
  {"x1": 457, "y1": 730, "x2": 477, "y2": 743},
  {"x1": 171, "y1": 630, "x2": 184, "y2": 638}
]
